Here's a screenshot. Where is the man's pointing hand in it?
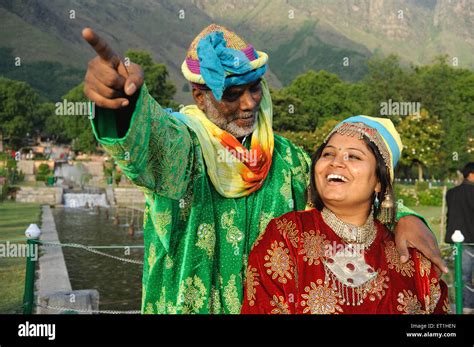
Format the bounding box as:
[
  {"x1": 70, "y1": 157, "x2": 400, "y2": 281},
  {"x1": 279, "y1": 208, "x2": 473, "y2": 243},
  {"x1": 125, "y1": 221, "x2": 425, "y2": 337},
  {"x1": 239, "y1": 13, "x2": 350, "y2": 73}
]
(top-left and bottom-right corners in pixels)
[{"x1": 82, "y1": 28, "x2": 144, "y2": 109}]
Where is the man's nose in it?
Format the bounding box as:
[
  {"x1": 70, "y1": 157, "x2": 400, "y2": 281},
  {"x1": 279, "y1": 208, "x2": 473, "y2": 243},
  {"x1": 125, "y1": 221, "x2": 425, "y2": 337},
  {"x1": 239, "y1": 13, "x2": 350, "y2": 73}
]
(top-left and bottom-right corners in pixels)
[{"x1": 239, "y1": 89, "x2": 257, "y2": 111}]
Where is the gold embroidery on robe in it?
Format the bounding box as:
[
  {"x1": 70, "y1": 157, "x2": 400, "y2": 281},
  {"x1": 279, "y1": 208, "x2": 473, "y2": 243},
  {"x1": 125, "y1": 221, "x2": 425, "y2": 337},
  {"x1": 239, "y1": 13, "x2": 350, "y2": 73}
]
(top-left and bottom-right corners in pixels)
[
  {"x1": 270, "y1": 295, "x2": 290, "y2": 314},
  {"x1": 298, "y1": 229, "x2": 329, "y2": 266},
  {"x1": 195, "y1": 223, "x2": 216, "y2": 259},
  {"x1": 223, "y1": 274, "x2": 241, "y2": 314},
  {"x1": 153, "y1": 209, "x2": 172, "y2": 237},
  {"x1": 177, "y1": 275, "x2": 207, "y2": 314},
  {"x1": 275, "y1": 218, "x2": 299, "y2": 248},
  {"x1": 417, "y1": 252, "x2": 431, "y2": 277},
  {"x1": 301, "y1": 279, "x2": 343, "y2": 314},
  {"x1": 397, "y1": 289, "x2": 425, "y2": 314},
  {"x1": 385, "y1": 241, "x2": 415, "y2": 277},
  {"x1": 246, "y1": 265, "x2": 260, "y2": 307},
  {"x1": 264, "y1": 240, "x2": 294, "y2": 284}
]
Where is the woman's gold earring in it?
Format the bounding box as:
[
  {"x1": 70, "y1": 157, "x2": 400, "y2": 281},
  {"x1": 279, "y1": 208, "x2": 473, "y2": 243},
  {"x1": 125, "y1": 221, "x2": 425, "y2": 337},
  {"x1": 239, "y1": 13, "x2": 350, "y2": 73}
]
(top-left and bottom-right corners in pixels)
[{"x1": 379, "y1": 192, "x2": 394, "y2": 224}]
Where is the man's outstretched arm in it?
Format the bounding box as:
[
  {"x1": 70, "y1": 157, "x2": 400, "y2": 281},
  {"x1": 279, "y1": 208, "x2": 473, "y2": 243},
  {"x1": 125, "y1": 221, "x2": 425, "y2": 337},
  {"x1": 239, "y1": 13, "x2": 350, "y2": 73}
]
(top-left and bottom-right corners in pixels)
[{"x1": 82, "y1": 28, "x2": 193, "y2": 199}]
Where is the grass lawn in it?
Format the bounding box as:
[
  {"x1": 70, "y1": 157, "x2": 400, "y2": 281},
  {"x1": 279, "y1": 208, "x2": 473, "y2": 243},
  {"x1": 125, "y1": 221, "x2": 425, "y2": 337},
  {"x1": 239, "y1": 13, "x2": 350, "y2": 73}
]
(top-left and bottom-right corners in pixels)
[
  {"x1": 0, "y1": 201, "x2": 41, "y2": 314},
  {"x1": 409, "y1": 205, "x2": 458, "y2": 305},
  {"x1": 409, "y1": 205, "x2": 444, "y2": 242}
]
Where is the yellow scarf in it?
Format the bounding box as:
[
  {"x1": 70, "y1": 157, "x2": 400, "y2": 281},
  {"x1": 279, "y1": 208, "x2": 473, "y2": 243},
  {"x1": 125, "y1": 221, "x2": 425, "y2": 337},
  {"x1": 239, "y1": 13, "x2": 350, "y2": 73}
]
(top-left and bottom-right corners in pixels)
[{"x1": 177, "y1": 79, "x2": 274, "y2": 198}]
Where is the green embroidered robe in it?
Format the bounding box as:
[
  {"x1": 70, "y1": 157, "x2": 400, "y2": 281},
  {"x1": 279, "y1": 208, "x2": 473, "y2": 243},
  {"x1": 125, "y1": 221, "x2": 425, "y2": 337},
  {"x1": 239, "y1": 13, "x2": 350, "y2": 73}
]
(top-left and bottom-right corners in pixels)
[{"x1": 91, "y1": 84, "x2": 427, "y2": 314}]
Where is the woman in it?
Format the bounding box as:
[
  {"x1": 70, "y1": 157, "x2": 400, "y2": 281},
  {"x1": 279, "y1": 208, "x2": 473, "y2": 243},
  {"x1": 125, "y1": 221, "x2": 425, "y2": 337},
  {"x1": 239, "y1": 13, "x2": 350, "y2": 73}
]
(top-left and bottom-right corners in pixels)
[{"x1": 241, "y1": 116, "x2": 449, "y2": 314}]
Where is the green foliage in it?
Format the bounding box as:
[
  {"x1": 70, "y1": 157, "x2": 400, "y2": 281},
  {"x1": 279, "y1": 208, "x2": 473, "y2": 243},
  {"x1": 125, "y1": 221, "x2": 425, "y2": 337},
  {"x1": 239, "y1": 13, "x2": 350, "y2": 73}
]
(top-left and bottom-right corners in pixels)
[
  {"x1": 0, "y1": 47, "x2": 83, "y2": 102},
  {"x1": 0, "y1": 160, "x2": 23, "y2": 186},
  {"x1": 114, "y1": 172, "x2": 122, "y2": 186},
  {"x1": 36, "y1": 163, "x2": 51, "y2": 182},
  {"x1": 0, "y1": 77, "x2": 39, "y2": 147},
  {"x1": 394, "y1": 185, "x2": 419, "y2": 207},
  {"x1": 125, "y1": 50, "x2": 177, "y2": 108},
  {"x1": 418, "y1": 188, "x2": 443, "y2": 207},
  {"x1": 398, "y1": 109, "x2": 443, "y2": 179},
  {"x1": 274, "y1": 54, "x2": 473, "y2": 178},
  {"x1": 415, "y1": 181, "x2": 429, "y2": 192}
]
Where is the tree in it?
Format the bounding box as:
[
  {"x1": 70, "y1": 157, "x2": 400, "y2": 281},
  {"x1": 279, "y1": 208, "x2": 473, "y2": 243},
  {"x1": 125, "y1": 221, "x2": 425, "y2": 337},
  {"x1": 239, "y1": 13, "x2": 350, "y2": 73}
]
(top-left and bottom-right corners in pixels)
[
  {"x1": 125, "y1": 50, "x2": 177, "y2": 108},
  {"x1": 271, "y1": 88, "x2": 311, "y2": 132},
  {"x1": 397, "y1": 109, "x2": 443, "y2": 181},
  {"x1": 0, "y1": 77, "x2": 39, "y2": 147}
]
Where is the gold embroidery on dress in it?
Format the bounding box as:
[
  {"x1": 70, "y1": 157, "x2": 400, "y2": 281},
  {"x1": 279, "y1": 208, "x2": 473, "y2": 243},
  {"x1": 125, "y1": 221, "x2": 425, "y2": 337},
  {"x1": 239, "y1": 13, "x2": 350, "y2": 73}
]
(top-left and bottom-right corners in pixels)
[
  {"x1": 385, "y1": 241, "x2": 415, "y2": 277},
  {"x1": 153, "y1": 209, "x2": 172, "y2": 237},
  {"x1": 301, "y1": 279, "x2": 343, "y2": 314},
  {"x1": 426, "y1": 278, "x2": 442, "y2": 313},
  {"x1": 179, "y1": 189, "x2": 193, "y2": 221},
  {"x1": 209, "y1": 286, "x2": 222, "y2": 314},
  {"x1": 223, "y1": 274, "x2": 241, "y2": 314},
  {"x1": 246, "y1": 265, "x2": 260, "y2": 307},
  {"x1": 264, "y1": 240, "x2": 294, "y2": 284},
  {"x1": 165, "y1": 254, "x2": 173, "y2": 269},
  {"x1": 157, "y1": 286, "x2": 178, "y2": 314},
  {"x1": 298, "y1": 229, "x2": 329, "y2": 266},
  {"x1": 275, "y1": 218, "x2": 299, "y2": 248},
  {"x1": 221, "y1": 209, "x2": 243, "y2": 248},
  {"x1": 144, "y1": 302, "x2": 154, "y2": 314},
  {"x1": 143, "y1": 205, "x2": 150, "y2": 228},
  {"x1": 417, "y1": 252, "x2": 431, "y2": 277},
  {"x1": 147, "y1": 243, "x2": 156, "y2": 270},
  {"x1": 270, "y1": 295, "x2": 290, "y2": 314},
  {"x1": 364, "y1": 269, "x2": 390, "y2": 302},
  {"x1": 177, "y1": 275, "x2": 207, "y2": 314},
  {"x1": 397, "y1": 289, "x2": 426, "y2": 314},
  {"x1": 195, "y1": 223, "x2": 216, "y2": 259},
  {"x1": 442, "y1": 297, "x2": 451, "y2": 314},
  {"x1": 252, "y1": 212, "x2": 275, "y2": 250},
  {"x1": 280, "y1": 169, "x2": 292, "y2": 201}
]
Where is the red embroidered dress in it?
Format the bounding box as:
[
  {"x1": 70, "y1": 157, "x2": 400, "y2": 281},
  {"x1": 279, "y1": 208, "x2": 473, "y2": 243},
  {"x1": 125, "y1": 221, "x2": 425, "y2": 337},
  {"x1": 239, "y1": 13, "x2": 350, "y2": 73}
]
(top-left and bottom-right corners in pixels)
[{"x1": 241, "y1": 209, "x2": 449, "y2": 314}]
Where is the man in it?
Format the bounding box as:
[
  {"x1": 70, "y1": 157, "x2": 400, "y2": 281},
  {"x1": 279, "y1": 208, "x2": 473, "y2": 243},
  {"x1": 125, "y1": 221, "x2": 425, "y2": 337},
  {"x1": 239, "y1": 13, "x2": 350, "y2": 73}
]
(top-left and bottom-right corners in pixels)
[
  {"x1": 445, "y1": 162, "x2": 474, "y2": 313},
  {"x1": 82, "y1": 24, "x2": 446, "y2": 314}
]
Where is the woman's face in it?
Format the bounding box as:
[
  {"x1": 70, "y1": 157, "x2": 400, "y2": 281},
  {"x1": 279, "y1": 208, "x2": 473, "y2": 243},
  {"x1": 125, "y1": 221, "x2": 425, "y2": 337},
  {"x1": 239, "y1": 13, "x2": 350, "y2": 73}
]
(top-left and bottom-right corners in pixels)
[{"x1": 314, "y1": 133, "x2": 381, "y2": 211}]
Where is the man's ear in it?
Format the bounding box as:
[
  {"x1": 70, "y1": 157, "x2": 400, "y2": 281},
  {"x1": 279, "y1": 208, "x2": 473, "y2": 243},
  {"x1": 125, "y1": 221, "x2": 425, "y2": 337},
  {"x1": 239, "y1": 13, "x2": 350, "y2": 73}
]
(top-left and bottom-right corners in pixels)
[{"x1": 192, "y1": 88, "x2": 206, "y2": 111}]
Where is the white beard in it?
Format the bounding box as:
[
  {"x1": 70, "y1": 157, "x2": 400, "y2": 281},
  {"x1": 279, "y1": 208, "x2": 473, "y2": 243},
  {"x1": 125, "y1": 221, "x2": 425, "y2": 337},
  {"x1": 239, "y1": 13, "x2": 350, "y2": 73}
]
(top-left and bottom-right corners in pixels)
[{"x1": 203, "y1": 93, "x2": 258, "y2": 138}]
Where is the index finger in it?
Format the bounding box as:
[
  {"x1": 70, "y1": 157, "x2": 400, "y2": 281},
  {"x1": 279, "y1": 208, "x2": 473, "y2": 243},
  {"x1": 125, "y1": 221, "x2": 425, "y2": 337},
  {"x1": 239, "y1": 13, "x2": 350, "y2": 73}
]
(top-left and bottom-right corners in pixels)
[{"x1": 82, "y1": 28, "x2": 120, "y2": 66}]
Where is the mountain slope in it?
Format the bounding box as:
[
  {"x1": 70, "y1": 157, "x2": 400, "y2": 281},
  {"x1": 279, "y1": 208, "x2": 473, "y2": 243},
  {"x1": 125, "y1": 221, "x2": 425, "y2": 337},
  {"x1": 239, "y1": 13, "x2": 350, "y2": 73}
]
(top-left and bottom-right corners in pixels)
[{"x1": 0, "y1": 0, "x2": 472, "y2": 103}]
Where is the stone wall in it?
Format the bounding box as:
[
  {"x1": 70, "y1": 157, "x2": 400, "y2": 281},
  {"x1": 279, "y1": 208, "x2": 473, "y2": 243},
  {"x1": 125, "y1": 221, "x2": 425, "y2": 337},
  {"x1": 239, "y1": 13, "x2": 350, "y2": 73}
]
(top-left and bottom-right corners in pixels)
[
  {"x1": 113, "y1": 188, "x2": 146, "y2": 207},
  {"x1": 16, "y1": 187, "x2": 63, "y2": 205}
]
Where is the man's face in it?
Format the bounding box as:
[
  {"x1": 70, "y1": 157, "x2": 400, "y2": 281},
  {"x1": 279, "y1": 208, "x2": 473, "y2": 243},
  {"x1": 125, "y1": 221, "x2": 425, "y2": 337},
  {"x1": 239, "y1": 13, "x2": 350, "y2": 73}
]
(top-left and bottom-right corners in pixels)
[{"x1": 199, "y1": 79, "x2": 263, "y2": 139}]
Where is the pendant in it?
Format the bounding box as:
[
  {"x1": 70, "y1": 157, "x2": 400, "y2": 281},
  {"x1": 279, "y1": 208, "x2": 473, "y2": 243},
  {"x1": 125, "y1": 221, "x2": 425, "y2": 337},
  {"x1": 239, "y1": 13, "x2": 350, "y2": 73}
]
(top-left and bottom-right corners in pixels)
[{"x1": 324, "y1": 245, "x2": 377, "y2": 306}]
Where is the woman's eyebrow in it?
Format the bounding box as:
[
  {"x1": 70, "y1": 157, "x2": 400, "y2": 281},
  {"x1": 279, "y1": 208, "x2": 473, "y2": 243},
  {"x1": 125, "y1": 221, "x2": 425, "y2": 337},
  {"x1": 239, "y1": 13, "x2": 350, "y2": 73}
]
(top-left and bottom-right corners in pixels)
[
  {"x1": 325, "y1": 145, "x2": 367, "y2": 156},
  {"x1": 347, "y1": 147, "x2": 367, "y2": 156}
]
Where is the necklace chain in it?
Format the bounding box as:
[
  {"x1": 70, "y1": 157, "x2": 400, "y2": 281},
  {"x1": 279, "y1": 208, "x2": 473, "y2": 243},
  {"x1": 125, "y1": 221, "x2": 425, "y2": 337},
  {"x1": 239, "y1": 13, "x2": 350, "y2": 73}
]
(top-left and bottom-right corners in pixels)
[{"x1": 321, "y1": 208, "x2": 377, "y2": 248}]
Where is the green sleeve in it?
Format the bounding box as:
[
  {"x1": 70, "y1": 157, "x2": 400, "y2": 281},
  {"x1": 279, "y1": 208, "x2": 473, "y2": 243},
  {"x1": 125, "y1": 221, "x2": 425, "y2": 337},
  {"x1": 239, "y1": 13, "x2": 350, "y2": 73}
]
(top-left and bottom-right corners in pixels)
[
  {"x1": 395, "y1": 203, "x2": 433, "y2": 232},
  {"x1": 90, "y1": 83, "x2": 193, "y2": 200}
]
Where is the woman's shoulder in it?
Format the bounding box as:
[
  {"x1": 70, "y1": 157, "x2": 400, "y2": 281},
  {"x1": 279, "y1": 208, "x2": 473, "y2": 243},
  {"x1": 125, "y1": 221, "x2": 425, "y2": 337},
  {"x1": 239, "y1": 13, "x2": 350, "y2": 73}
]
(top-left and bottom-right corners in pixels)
[
  {"x1": 252, "y1": 209, "x2": 319, "y2": 251},
  {"x1": 270, "y1": 208, "x2": 320, "y2": 227}
]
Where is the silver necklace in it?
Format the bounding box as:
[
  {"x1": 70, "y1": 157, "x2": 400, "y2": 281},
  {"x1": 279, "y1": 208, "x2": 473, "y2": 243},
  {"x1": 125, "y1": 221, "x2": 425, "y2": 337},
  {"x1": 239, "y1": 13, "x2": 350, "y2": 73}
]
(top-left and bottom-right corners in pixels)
[{"x1": 321, "y1": 207, "x2": 377, "y2": 248}]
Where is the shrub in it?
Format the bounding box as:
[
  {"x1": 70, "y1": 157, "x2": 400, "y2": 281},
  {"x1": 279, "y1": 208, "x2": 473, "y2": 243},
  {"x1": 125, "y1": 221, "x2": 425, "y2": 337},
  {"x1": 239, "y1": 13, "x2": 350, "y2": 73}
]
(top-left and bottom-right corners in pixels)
[
  {"x1": 418, "y1": 188, "x2": 443, "y2": 206},
  {"x1": 415, "y1": 181, "x2": 429, "y2": 192},
  {"x1": 394, "y1": 185, "x2": 419, "y2": 207},
  {"x1": 36, "y1": 163, "x2": 51, "y2": 182}
]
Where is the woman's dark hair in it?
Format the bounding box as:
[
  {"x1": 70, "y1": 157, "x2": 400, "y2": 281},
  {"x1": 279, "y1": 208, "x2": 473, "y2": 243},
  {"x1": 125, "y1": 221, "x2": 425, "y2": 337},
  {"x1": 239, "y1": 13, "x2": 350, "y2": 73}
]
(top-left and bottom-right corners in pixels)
[{"x1": 308, "y1": 134, "x2": 396, "y2": 226}]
